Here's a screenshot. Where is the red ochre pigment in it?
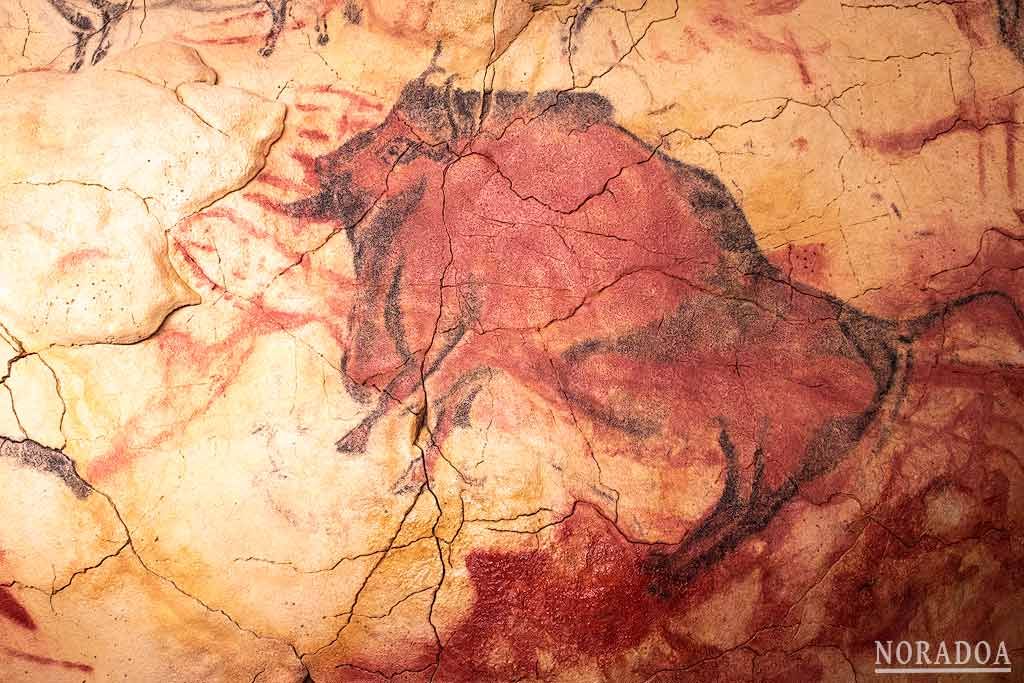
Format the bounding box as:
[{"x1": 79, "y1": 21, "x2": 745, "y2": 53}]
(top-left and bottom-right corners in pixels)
[
  {"x1": 91, "y1": 78, "x2": 1021, "y2": 677},
  {"x1": 0, "y1": 586, "x2": 36, "y2": 631}
]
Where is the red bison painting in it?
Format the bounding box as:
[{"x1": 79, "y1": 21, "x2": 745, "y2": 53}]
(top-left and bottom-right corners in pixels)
[{"x1": 268, "y1": 69, "x2": 1020, "y2": 603}]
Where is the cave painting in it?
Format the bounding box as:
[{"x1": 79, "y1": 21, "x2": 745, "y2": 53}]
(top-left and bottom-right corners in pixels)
[
  {"x1": 276, "y1": 74, "x2": 1020, "y2": 603},
  {"x1": 1, "y1": 0, "x2": 1022, "y2": 681},
  {"x1": 43, "y1": 0, "x2": 294, "y2": 69}
]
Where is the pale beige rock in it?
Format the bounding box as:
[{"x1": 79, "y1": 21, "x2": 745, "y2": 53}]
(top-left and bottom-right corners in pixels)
[
  {"x1": 6, "y1": 354, "x2": 63, "y2": 448},
  {"x1": 0, "y1": 450, "x2": 122, "y2": 590},
  {"x1": 42, "y1": 311, "x2": 421, "y2": 651},
  {"x1": 0, "y1": 59, "x2": 285, "y2": 226},
  {"x1": 0, "y1": 553, "x2": 304, "y2": 683},
  {"x1": 0, "y1": 45, "x2": 286, "y2": 350},
  {"x1": 0, "y1": 385, "x2": 26, "y2": 440},
  {"x1": 0, "y1": 336, "x2": 20, "y2": 437},
  {"x1": 99, "y1": 42, "x2": 218, "y2": 89},
  {"x1": 0, "y1": 329, "x2": 18, "y2": 367},
  {"x1": 0, "y1": 183, "x2": 197, "y2": 350}
]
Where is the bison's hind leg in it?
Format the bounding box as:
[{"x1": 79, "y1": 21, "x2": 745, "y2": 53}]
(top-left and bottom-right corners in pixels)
[
  {"x1": 258, "y1": 0, "x2": 289, "y2": 58},
  {"x1": 70, "y1": 32, "x2": 89, "y2": 72},
  {"x1": 45, "y1": 0, "x2": 94, "y2": 71},
  {"x1": 645, "y1": 424, "x2": 767, "y2": 595},
  {"x1": 427, "y1": 367, "x2": 494, "y2": 448}
]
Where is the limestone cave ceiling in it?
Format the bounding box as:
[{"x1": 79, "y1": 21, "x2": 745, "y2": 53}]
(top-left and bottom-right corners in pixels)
[{"x1": 0, "y1": 0, "x2": 1022, "y2": 681}]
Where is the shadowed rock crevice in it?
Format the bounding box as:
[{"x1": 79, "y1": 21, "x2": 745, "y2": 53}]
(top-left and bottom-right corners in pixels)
[{"x1": 0, "y1": 436, "x2": 91, "y2": 498}]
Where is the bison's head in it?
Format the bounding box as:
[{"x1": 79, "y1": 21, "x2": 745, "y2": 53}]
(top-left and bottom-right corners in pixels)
[{"x1": 282, "y1": 113, "x2": 432, "y2": 231}]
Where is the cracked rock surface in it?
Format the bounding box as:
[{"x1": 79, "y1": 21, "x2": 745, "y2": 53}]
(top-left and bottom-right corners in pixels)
[{"x1": 0, "y1": 1, "x2": 1022, "y2": 681}]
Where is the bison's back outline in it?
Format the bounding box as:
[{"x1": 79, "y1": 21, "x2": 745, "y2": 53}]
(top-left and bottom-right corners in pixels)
[
  {"x1": 43, "y1": 0, "x2": 291, "y2": 71},
  {"x1": 279, "y1": 76, "x2": 1004, "y2": 593}
]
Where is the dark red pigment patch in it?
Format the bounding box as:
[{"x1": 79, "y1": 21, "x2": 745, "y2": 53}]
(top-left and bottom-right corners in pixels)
[
  {"x1": 435, "y1": 499, "x2": 861, "y2": 680},
  {"x1": 438, "y1": 507, "x2": 672, "y2": 679},
  {"x1": 782, "y1": 514, "x2": 1023, "y2": 667},
  {"x1": 730, "y1": 294, "x2": 1024, "y2": 672},
  {"x1": 0, "y1": 586, "x2": 36, "y2": 630}
]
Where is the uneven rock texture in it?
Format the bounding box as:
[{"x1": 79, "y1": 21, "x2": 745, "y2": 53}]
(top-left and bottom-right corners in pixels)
[{"x1": 0, "y1": 1, "x2": 1022, "y2": 681}]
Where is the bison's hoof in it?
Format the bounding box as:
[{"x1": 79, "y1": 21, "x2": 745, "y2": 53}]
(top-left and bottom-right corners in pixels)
[{"x1": 336, "y1": 423, "x2": 370, "y2": 454}]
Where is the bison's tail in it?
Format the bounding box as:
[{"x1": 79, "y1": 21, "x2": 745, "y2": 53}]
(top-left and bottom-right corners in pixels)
[{"x1": 898, "y1": 290, "x2": 1024, "y2": 342}]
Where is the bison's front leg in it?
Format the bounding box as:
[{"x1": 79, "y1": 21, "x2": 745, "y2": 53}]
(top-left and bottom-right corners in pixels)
[
  {"x1": 427, "y1": 366, "x2": 495, "y2": 447},
  {"x1": 336, "y1": 322, "x2": 469, "y2": 454},
  {"x1": 643, "y1": 426, "x2": 765, "y2": 595},
  {"x1": 335, "y1": 358, "x2": 420, "y2": 454},
  {"x1": 336, "y1": 392, "x2": 392, "y2": 454}
]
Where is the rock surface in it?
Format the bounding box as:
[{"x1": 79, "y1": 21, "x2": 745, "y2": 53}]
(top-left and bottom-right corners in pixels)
[{"x1": 0, "y1": 1, "x2": 1021, "y2": 681}]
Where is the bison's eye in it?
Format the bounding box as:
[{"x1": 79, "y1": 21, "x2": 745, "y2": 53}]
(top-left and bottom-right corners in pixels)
[{"x1": 382, "y1": 138, "x2": 410, "y2": 161}]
